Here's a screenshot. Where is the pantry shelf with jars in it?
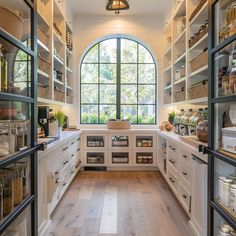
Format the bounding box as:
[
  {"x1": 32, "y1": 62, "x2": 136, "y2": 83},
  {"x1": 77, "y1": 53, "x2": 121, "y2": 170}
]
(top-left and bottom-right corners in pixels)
[
  {"x1": 36, "y1": 0, "x2": 74, "y2": 106},
  {"x1": 161, "y1": 0, "x2": 209, "y2": 106},
  {"x1": 0, "y1": 0, "x2": 43, "y2": 235}
]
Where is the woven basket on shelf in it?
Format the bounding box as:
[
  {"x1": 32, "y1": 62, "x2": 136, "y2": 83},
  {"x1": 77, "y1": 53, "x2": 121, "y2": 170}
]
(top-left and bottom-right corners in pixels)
[
  {"x1": 189, "y1": 26, "x2": 208, "y2": 48},
  {"x1": 54, "y1": 89, "x2": 65, "y2": 102},
  {"x1": 38, "y1": 56, "x2": 51, "y2": 74},
  {"x1": 189, "y1": 0, "x2": 208, "y2": 22},
  {"x1": 190, "y1": 50, "x2": 208, "y2": 72},
  {"x1": 188, "y1": 81, "x2": 208, "y2": 100},
  {"x1": 38, "y1": 27, "x2": 49, "y2": 46},
  {"x1": 174, "y1": 90, "x2": 185, "y2": 102},
  {"x1": 107, "y1": 120, "x2": 131, "y2": 129},
  {"x1": 38, "y1": 83, "x2": 50, "y2": 99}
]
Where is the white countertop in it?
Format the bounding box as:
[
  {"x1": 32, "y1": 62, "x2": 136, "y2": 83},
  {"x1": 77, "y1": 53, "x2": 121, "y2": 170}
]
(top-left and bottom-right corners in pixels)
[
  {"x1": 80, "y1": 128, "x2": 157, "y2": 133},
  {"x1": 38, "y1": 131, "x2": 81, "y2": 155},
  {"x1": 157, "y1": 130, "x2": 208, "y2": 163}
]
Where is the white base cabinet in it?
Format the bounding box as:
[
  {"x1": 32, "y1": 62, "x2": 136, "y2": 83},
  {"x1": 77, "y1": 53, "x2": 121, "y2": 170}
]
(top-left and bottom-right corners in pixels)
[
  {"x1": 81, "y1": 129, "x2": 157, "y2": 170},
  {"x1": 157, "y1": 131, "x2": 207, "y2": 236},
  {"x1": 38, "y1": 131, "x2": 81, "y2": 236}
]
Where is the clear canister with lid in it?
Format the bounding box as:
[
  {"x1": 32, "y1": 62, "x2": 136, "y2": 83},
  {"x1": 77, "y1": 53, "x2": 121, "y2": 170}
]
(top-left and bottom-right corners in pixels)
[
  {"x1": 223, "y1": 178, "x2": 233, "y2": 207},
  {"x1": 1, "y1": 170, "x2": 14, "y2": 217},
  {"x1": 219, "y1": 176, "x2": 226, "y2": 202},
  {"x1": 230, "y1": 184, "x2": 236, "y2": 211}
]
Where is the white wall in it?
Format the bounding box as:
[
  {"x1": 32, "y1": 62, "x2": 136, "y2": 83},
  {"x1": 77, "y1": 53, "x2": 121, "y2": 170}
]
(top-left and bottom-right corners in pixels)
[{"x1": 68, "y1": 16, "x2": 167, "y2": 128}]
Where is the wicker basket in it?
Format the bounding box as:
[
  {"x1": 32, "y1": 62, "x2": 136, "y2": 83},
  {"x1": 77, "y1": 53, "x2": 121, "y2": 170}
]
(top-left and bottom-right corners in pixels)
[
  {"x1": 190, "y1": 50, "x2": 208, "y2": 72},
  {"x1": 164, "y1": 95, "x2": 171, "y2": 104},
  {"x1": 188, "y1": 81, "x2": 208, "y2": 100},
  {"x1": 38, "y1": 27, "x2": 49, "y2": 46},
  {"x1": 107, "y1": 120, "x2": 131, "y2": 129},
  {"x1": 38, "y1": 83, "x2": 50, "y2": 99},
  {"x1": 174, "y1": 90, "x2": 185, "y2": 102},
  {"x1": 66, "y1": 95, "x2": 73, "y2": 104},
  {"x1": 38, "y1": 56, "x2": 51, "y2": 74},
  {"x1": 54, "y1": 89, "x2": 65, "y2": 102},
  {"x1": 189, "y1": 0, "x2": 208, "y2": 22},
  {"x1": 189, "y1": 26, "x2": 208, "y2": 48}
]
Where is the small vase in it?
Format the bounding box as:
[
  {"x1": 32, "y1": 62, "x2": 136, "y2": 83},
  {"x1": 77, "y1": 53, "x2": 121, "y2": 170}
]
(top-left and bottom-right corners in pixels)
[{"x1": 58, "y1": 127, "x2": 63, "y2": 137}]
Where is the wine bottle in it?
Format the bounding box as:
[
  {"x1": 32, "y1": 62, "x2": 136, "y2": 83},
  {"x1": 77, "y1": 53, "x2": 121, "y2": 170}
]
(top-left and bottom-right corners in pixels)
[{"x1": 0, "y1": 44, "x2": 8, "y2": 92}]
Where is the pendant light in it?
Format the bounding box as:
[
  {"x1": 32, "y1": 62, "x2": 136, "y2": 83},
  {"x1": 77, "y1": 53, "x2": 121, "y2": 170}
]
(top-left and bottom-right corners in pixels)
[{"x1": 106, "y1": 0, "x2": 130, "y2": 14}]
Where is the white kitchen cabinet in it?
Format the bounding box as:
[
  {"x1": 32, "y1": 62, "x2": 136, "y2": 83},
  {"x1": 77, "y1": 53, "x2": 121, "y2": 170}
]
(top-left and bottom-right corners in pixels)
[
  {"x1": 190, "y1": 154, "x2": 208, "y2": 236},
  {"x1": 157, "y1": 131, "x2": 208, "y2": 236},
  {"x1": 38, "y1": 131, "x2": 81, "y2": 236}
]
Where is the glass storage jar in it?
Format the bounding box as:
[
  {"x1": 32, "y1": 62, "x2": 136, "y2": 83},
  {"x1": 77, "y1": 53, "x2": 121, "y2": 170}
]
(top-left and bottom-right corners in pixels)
[{"x1": 196, "y1": 120, "x2": 208, "y2": 142}]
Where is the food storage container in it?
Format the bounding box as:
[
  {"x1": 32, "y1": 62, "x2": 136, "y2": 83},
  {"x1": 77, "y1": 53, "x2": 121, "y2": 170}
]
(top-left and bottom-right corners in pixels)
[
  {"x1": 222, "y1": 127, "x2": 236, "y2": 154},
  {"x1": 1, "y1": 170, "x2": 14, "y2": 216},
  {"x1": 219, "y1": 176, "x2": 226, "y2": 202},
  {"x1": 230, "y1": 184, "x2": 236, "y2": 211},
  {"x1": 196, "y1": 120, "x2": 208, "y2": 142},
  {"x1": 223, "y1": 178, "x2": 233, "y2": 207}
]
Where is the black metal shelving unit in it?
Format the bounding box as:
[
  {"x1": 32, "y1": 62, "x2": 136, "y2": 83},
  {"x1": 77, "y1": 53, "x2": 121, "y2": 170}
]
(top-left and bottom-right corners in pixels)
[
  {"x1": 202, "y1": 0, "x2": 236, "y2": 234},
  {"x1": 0, "y1": 0, "x2": 40, "y2": 235}
]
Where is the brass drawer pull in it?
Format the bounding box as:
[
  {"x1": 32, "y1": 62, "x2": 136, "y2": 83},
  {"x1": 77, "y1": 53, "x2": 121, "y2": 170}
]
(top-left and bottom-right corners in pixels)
[
  {"x1": 169, "y1": 159, "x2": 175, "y2": 164},
  {"x1": 169, "y1": 178, "x2": 175, "y2": 183},
  {"x1": 182, "y1": 172, "x2": 187, "y2": 176},
  {"x1": 182, "y1": 194, "x2": 187, "y2": 199}
]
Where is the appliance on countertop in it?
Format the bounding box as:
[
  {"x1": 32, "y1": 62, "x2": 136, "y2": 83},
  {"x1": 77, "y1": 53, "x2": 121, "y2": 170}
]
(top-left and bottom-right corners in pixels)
[{"x1": 38, "y1": 106, "x2": 50, "y2": 137}]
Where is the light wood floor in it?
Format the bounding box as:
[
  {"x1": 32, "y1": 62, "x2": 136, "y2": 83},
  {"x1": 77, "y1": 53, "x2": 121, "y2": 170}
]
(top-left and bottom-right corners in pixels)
[{"x1": 44, "y1": 171, "x2": 193, "y2": 236}]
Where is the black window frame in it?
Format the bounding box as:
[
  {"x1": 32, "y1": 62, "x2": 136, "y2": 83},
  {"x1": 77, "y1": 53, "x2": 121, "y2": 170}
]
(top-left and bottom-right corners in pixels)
[{"x1": 80, "y1": 37, "x2": 157, "y2": 125}]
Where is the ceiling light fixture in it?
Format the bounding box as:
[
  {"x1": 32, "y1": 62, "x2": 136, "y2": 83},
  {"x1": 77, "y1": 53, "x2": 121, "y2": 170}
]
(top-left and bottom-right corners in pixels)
[{"x1": 106, "y1": 0, "x2": 129, "y2": 15}]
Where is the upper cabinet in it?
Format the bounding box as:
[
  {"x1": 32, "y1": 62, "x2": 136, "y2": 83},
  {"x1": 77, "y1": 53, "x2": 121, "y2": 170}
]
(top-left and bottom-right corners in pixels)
[{"x1": 36, "y1": 0, "x2": 74, "y2": 105}]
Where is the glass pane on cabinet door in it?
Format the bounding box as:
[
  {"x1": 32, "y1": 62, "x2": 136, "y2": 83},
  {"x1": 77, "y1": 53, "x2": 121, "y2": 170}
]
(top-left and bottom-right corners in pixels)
[
  {"x1": 0, "y1": 0, "x2": 32, "y2": 49},
  {"x1": 0, "y1": 37, "x2": 32, "y2": 97},
  {"x1": 214, "y1": 0, "x2": 236, "y2": 47},
  {"x1": 1, "y1": 204, "x2": 32, "y2": 235},
  {"x1": 0, "y1": 156, "x2": 31, "y2": 223},
  {"x1": 214, "y1": 157, "x2": 236, "y2": 221},
  {"x1": 214, "y1": 40, "x2": 236, "y2": 98},
  {"x1": 0, "y1": 101, "x2": 31, "y2": 160},
  {"x1": 213, "y1": 209, "x2": 236, "y2": 235},
  {"x1": 214, "y1": 102, "x2": 236, "y2": 153}
]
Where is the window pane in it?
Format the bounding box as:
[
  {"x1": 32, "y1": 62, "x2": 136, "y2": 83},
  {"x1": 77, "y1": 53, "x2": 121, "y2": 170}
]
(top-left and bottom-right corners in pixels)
[
  {"x1": 81, "y1": 105, "x2": 98, "y2": 123},
  {"x1": 100, "y1": 64, "x2": 116, "y2": 83},
  {"x1": 100, "y1": 105, "x2": 116, "y2": 123},
  {"x1": 138, "y1": 105, "x2": 156, "y2": 124},
  {"x1": 81, "y1": 64, "x2": 98, "y2": 83},
  {"x1": 100, "y1": 85, "x2": 116, "y2": 104},
  {"x1": 100, "y1": 39, "x2": 117, "y2": 63},
  {"x1": 121, "y1": 105, "x2": 137, "y2": 123},
  {"x1": 81, "y1": 84, "x2": 98, "y2": 103},
  {"x1": 138, "y1": 85, "x2": 156, "y2": 104},
  {"x1": 83, "y1": 44, "x2": 98, "y2": 63},
  {"x1": 139, "y1": 44, "x2": 154, "y2": 63},
  {"x1": 121, "y1": 64, "x2": 137, "y2": 84},
  {"x1": 139, "y1": 64, "x2": 155, "y2": 84},
  {"x1": 121, "y1": 85, "x2": 137, "y2": 104},
  {"x1": 121, "y1": 39, "x2": 138, "y2": 63}
]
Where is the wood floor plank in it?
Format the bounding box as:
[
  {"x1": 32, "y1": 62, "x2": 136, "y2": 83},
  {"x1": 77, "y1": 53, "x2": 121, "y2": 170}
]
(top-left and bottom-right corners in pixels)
[
  {"x1": 99, "y1": 186, "x2": 118, "y2": 235},
  {"x1": 43, "y1": 171, "x2": 193, "y2": 236}
]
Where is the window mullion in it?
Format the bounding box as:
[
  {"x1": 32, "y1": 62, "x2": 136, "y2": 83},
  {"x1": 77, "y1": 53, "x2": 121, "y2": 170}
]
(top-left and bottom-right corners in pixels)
[{"x1": 117, "y1": 38, "x2": 121, "y2": 119}]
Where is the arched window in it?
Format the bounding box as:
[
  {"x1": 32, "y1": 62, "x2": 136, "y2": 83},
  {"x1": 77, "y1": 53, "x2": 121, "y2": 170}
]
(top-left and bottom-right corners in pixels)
[{"x1": 80, "y1": 37, "x2": 157, "y2": 124}]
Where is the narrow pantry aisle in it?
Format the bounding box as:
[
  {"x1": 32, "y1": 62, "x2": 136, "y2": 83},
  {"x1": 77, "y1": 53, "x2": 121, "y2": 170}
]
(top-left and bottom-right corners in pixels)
[{"x1": 44, "y1": 172, "x2": 192, "y2": 236}]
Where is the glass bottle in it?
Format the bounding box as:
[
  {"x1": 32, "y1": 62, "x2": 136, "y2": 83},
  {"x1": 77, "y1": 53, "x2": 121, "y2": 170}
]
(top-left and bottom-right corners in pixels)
[
  {"x1": 0, "y1": 44, "x2": 7, "y2": 92},
  {"x1": 8, "y1": 125, "x2": 15, "y2": 154},
  {"x1": 229, "y1": 44, "x2": 236, "y2": 95}
]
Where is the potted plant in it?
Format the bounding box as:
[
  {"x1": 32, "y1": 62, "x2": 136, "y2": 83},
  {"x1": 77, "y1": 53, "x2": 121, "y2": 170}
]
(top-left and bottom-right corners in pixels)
[
  {"x1": 168, "y1": 111, "x2": 176, "y2": 125},
  {"x1": 54, "y1": 111, "x2": 65, "y2": 137}
]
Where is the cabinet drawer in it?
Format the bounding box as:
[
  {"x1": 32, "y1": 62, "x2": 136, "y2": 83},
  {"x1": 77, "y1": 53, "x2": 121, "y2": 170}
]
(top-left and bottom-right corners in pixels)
[
  {"x1": 168, "y1": 151, "x2": 178, "y2": 172},
  {"x1": 179, "y1": 182, "x2": 191, "y2": 214},
  {"x1": 179, "y1": 164, "x2": 192, "y2": 188},
  {"x1": 167, "y1": 168, "x2": 178, "y2": 195},
  {"x1": 167, "y1": 141, "x2": 178, "y2": 154},
  {"x1": 180, "y1": 149, "x2": 191, "y2": 165}
]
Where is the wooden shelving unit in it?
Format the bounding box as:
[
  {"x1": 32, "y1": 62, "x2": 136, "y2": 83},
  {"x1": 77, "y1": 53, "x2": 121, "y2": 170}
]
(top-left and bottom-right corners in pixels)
[
  {"x1": 37, "y1": 0, "x2": 74, "y2": 105},
  {"x1": 162, "y1": 0, "x2": 209, "y2": 106}
]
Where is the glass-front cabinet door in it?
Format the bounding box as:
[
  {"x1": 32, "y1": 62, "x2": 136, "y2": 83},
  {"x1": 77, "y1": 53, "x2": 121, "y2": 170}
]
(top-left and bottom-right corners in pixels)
[
  {"x1": 207, "y1": 0, "x2": 236, "y2": 234},
  {"x1": 0, "y1": 0, "x2": 38, "y2": 235}
]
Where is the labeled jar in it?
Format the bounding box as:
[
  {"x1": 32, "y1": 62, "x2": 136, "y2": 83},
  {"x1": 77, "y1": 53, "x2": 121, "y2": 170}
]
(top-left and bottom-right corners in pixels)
[
  {"x1": 230, "y1": 184, "x2": 236, "y2": 211},
  {"x1": 223, "y1": 179, "x2": 233, "y2": 207},
  {"x1": 218, "y1": 176, "x2": 226, "y2": 202},
  {"x1": 1, "y1": 171, "x2": 14, "y2": 216}
]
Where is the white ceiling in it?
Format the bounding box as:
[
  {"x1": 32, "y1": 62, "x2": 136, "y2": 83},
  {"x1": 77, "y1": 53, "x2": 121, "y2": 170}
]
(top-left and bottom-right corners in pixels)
[{"x1": 68, "y1": 0, "x2": 173, "y2": 17}]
